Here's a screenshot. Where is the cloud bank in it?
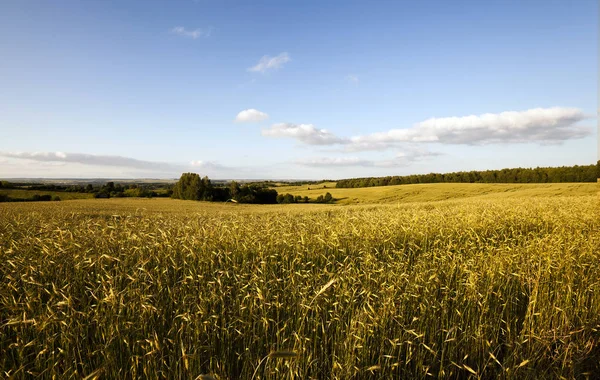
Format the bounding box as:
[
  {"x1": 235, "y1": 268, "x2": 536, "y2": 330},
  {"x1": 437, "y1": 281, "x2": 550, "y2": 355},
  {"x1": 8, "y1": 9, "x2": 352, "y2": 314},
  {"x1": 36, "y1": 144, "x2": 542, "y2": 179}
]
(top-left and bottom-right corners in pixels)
[
  {"x1": 0, "y1": 151, "x2": 227, "y2": 173},
  {"x1": 297, "y1": 157, "x2": 372, "y2": 167},
  {"x1": 247, "y1": 52, "x2": 291, "y2": 73},
  {"x1": 297, "y1": 148, "x2": 440, "y2": 168},
  {"x1": 235, "y1": 109, "x2": 269, "y2": 123},
  {"x1": 262, "y1": 107, "x2": 591, "y2": 151},
  {"x1": 352, "y1": 107, "x2": 590, "y2": 147}
]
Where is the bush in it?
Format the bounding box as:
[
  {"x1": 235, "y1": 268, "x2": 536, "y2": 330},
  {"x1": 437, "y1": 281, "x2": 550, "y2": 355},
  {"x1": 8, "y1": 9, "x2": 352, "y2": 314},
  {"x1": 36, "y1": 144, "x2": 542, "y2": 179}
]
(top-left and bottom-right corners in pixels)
[
  {"x1": 277, "y1": 193, "x2": 296, "y2": 204},
  {"x1": 94, "y1": 191, "x2": 110, "y2": 199}
]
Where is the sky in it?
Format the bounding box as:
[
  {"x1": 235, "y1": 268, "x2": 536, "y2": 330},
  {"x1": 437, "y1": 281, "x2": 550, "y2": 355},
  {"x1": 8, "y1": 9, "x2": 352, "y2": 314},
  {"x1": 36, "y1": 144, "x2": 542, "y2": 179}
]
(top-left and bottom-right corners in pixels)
[{"x1": 0, "y1": 0, "x2": 597, "y2": 180}]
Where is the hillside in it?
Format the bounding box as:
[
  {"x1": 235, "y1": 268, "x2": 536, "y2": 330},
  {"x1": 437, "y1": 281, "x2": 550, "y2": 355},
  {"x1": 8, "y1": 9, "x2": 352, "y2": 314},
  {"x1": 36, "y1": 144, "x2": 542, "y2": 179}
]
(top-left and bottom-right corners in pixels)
[{"x1": 273, "y1": 182, "x2": 598, "y2": 205}]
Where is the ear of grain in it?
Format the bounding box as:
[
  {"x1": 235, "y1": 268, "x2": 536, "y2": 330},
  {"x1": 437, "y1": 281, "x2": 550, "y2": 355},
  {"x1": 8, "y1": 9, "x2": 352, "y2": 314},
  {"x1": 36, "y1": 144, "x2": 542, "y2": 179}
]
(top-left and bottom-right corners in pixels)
[
  {"x1": 269, "y1": 351, "x2": 298, "y2": 359},
  {"x1": 310, "y1": 278, "x2": 336, "y2": 304}
]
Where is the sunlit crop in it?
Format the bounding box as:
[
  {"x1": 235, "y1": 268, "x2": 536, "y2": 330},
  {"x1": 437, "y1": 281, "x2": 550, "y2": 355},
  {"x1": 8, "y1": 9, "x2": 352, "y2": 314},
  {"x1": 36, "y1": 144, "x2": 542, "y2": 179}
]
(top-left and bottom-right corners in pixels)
[{"x1": 1, "y1": 194, "x2": 599, "y2": 379}]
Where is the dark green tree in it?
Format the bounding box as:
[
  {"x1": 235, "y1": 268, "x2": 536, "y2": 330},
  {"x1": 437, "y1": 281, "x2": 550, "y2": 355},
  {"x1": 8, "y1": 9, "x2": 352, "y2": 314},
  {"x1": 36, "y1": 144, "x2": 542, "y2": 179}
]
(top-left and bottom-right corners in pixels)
[{"x1": 229, "y1": 181, "x2": 240, "y2": 199}]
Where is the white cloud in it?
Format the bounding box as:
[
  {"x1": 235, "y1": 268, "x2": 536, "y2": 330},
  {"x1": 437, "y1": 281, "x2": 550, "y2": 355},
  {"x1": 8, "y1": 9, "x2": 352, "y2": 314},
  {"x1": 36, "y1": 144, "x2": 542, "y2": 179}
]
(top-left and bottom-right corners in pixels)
[
  {"x1": 262, "y1": 107, "x2": 591, "y2": 151},
  {"x1": 189, "y1": 160, "x2": 226, "y2": 170},
  {"x1": 171, "y1": 26, "x2": 212, "y2": 39},
  {"x1": 346, "y1": 74, "x2": 359, "y2": 83},
  {"x1": 297, "y1": 156, "x2": 412, "y2": 168},
  {"x1": 350, "y1": 107, "x2": 590, "y2": 148},
  {"x1": 262, "y1": 123, "x2": 348, "y2": 145},
  {"x1": 297, "y1": 148, "x2": 440, "y2": 168},
  {"x1": 247, "y1": 52, "x2": 291, "y2": 73},
  {"x1": 235, "y1": 109, "x2": 269, "y2": 123},
  {"x1": 297, "y1": 157, "x2": 373, "y2": 167}
]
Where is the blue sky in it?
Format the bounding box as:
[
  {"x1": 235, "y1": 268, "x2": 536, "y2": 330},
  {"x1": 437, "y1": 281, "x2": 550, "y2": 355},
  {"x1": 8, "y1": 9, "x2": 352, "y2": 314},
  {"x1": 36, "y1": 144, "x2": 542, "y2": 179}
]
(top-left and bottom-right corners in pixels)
[{"x1": 0, "y1": 0, "x2": 597, "y2": 179}]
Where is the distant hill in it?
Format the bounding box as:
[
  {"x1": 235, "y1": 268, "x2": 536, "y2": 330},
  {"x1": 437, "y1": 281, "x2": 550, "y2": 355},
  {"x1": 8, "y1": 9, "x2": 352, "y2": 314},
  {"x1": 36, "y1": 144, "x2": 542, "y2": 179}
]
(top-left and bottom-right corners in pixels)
[{"x1": 272, "y1": 182, "x2": 597, "y2": 205}]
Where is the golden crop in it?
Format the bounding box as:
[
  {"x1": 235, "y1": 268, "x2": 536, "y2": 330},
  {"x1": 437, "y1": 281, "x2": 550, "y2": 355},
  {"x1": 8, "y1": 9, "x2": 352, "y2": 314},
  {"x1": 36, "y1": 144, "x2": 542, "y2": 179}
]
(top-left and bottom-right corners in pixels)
[{"x1": 1, "y1": 194, "x2": 599, "y2": 379}]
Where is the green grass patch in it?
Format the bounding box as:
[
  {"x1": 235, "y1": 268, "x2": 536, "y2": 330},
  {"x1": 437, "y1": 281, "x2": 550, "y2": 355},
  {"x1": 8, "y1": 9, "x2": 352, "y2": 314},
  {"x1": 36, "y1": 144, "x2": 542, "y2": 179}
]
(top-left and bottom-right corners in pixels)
[{"x1": 0, "y1": 189, "x2": 94, "y2": 201}]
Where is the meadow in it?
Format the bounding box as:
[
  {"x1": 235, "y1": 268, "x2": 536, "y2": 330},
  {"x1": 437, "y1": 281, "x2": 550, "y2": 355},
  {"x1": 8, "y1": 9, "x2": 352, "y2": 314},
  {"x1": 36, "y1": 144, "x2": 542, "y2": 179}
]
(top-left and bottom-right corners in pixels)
[
  {"x1": 0, "y1": 189, "x2": 94, "y2": 201},
  {"x1": 0, "y1": 183, "x2": 599, "y2": 379}
]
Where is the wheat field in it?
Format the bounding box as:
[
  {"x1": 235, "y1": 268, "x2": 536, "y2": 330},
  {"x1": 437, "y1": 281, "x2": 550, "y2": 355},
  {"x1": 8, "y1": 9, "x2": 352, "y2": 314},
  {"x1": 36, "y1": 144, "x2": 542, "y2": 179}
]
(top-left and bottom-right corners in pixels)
[
  {"x1": 1, "y1": 187, "x2": 599, "y2": 379},
  {"x1": 273, "y1": 182, "x2": 597, "y2": 205}
]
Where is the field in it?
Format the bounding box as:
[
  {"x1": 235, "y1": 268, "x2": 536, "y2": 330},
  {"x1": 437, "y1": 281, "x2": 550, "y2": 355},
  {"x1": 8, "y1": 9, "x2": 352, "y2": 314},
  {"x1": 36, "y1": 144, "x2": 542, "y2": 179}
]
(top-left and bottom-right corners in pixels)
[
  {"x1": 273, "y1": 182, "x2": 597, "y2": 205},
  {"x1": 1, "y1": 183, "x2": 599, "y2": 379},
  {"x1": 0, "y1": 189, "x2": 94, "y2": 201}
]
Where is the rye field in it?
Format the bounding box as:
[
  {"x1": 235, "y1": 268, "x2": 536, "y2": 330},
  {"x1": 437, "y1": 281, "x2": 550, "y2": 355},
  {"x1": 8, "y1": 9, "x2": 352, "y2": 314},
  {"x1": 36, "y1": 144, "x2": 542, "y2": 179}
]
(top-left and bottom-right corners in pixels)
[{"x1": 0, "y1": 183, "x2": 599, "y2": 379}]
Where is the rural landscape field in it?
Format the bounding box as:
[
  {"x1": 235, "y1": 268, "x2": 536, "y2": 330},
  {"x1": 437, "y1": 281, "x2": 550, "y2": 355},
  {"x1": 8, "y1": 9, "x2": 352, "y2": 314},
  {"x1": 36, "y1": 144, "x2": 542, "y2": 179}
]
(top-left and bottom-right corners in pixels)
[
  {"x1": 2, "y1": 1, "x2": 598, "y2": 379},
  {"x1": 1, "y1": 182, "x2": 598, "y2": 379}
]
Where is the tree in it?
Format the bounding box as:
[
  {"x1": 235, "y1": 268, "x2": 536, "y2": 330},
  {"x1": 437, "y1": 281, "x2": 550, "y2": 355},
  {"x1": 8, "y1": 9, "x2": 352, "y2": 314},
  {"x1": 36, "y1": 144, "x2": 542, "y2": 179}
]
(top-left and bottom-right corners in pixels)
[
  {"x1": 94, "y1": 190, "x2": 110, "y2": 198},
  {"x1": 172, "y1": 173, "x2": 202, "y2": 200},
  {"x1": 324, "y1": 192, "x2": 333, "y2": 203},
  {"x1": 199, "y1": 176, "x2": 212, "y2": 200},
  {"x1": 229, "y1": 181, "x2": 240, "y2": 199},
  {"x1": 254, "y1": 188, "x2": 278, "y2": 204}
]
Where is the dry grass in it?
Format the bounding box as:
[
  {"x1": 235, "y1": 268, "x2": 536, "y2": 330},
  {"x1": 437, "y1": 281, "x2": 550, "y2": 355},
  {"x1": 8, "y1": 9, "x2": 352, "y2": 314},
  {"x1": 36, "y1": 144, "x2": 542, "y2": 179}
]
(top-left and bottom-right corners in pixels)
[{"x1": 1, "y1": 188, "x2": 599, "y2": 379}]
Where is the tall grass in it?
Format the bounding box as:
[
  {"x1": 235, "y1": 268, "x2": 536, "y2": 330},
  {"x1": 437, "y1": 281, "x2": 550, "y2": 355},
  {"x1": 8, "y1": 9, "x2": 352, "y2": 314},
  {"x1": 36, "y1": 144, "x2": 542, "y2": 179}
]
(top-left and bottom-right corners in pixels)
[{"x1": 1, "y1": 196, "x2": 599, "y2": 379}]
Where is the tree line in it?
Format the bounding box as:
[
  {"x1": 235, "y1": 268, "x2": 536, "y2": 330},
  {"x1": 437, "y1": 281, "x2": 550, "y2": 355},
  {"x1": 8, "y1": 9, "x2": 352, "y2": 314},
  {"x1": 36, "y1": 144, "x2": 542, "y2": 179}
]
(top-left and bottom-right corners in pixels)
[
  {"x1": 172, "y1": 173, "x2": 337, "y2": 204},
  {"x1": 336, "y1": 162, "x2": 599, "y2": 188},
  {"x1": 276, "y1": 192, "x2": 334, "y2": 204},
  {"x1": 0, "y1": 184, "x2": 166, "y2": 203},
  {"x1": 172, "y1": 173, "x2": 278, "y2": 204},
  {"x1": 0, "y1": 194, "x2": 60, "y2": 203},
  {"x1": 92, "y1": 182, "x2": 171, "y2": 199},
  {"x1": 0, "y1": 181, "x2": 172, "y2": 199}
]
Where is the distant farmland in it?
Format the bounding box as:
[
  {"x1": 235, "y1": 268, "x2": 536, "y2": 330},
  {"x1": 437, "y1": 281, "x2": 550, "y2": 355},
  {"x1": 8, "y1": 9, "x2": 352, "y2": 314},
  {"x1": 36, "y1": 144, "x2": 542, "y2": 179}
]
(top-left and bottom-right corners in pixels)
[
  {"x1": 273, "y1": 182, "x2": 597, "y2": 205},
  {"x1": 0, "y1": 188, "x2": 94, "y2": 201}
]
